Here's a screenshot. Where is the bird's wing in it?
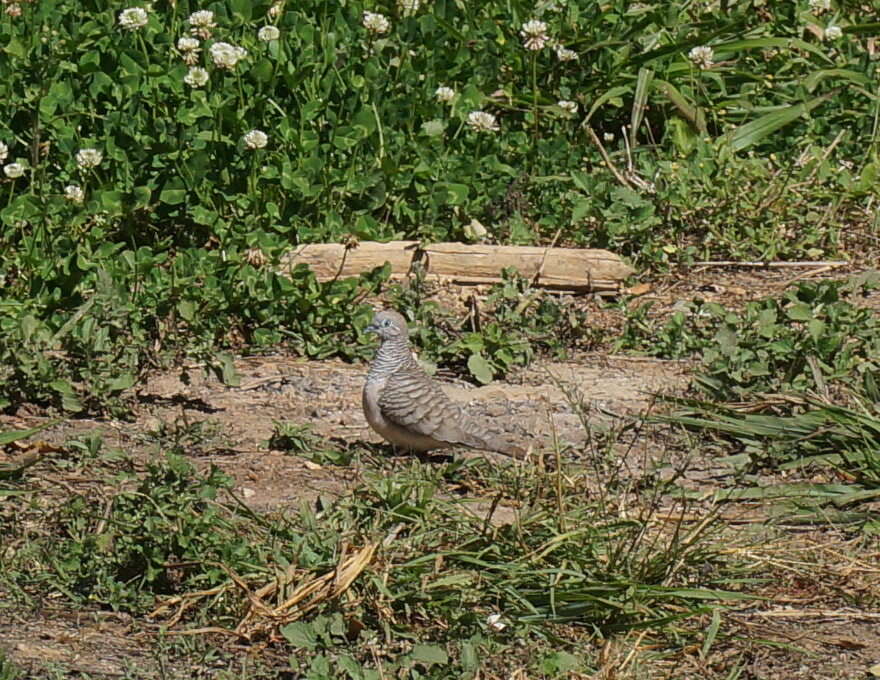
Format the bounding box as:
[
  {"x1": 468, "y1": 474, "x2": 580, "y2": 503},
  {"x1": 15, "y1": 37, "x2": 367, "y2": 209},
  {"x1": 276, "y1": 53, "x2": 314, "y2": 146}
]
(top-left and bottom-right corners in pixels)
[{"x1": 378, "y1": 365, "x2": 484, "y2": 447}]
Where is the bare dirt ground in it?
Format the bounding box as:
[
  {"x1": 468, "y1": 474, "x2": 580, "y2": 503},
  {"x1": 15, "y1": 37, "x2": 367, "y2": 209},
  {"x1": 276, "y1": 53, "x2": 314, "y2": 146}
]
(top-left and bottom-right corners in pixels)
[{"x1": 2, "y1": 265, "x2": 880, "y2": 679}]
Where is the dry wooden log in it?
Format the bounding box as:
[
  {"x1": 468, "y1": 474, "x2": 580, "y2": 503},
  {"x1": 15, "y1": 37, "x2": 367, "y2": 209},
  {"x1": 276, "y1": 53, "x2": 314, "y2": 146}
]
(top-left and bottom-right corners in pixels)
[
  {"x1": 280, "y1": 240, "x2": 634, "y2": 293},
  {"x1": 422, "y1": 243, "x2": 633, "y2": 291},
  {"x1": 283, "y1": 240, "x2": 420, "y2": 279}
]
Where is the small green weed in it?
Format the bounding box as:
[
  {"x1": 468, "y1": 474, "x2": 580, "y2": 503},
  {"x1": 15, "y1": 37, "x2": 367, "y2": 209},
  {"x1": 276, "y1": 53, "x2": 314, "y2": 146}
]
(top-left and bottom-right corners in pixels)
[
  {"x1": 0, "y1": 652, "x2": 21, "y2": 680},
  {"x1": 141, "y1": 416, "x2": 227, "y2": 457},
  {"x1": 41, "y1": 453, "x2": 252, "y2": 612},
  {"x1": 618, "y1": 276, "x2": 880, "y2": 400},
  {"x1": 269, "y1": 421, "x2": 353, "y2": 465},
  {"x1": 389, "y1": 268, "x2": 591, "y2": 383}
]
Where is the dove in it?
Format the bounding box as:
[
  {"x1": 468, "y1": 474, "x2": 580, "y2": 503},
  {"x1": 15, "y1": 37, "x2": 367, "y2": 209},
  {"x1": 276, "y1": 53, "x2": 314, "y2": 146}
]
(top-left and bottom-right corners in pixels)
[{"x1": 362, "y1": 309, "x2": 527, "y2": 458}]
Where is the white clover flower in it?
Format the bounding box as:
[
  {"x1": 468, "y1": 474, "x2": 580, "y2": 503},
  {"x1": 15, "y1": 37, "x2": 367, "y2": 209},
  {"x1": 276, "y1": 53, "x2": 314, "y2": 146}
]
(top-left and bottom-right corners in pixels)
[
  {"x1": 3, "y1": 162, "x2": 25, "y2": 179},
  {"x1": 76, "y1": 148, "x2": 103, "y2": 169},
  {"x1": 268, "y1": 1, "x2": 284, "y2": 18},
  {"x1": 188, "y1": 9, "x2": 216, "y2": 39},
  {"x1": 688, "y1": 45, "x2": 714, "y2": 69},
  {"x1": 435, "y1": 86, "x2": 456, "y2": 103},
  {"x1": 362, "y1": 11, "x2": 390, "y2": 35},
  {"x1": 557, "y1": 99, "x2": 578, "y2": 116},
  {"x1": 118, "y1": 7, "x2": 149, "y2": 31},
  {"x1": 486, "y1": 613, "x2": 506, "y2": 632},
  {"x1": 64, "y1": 184, "x2": 85, "y2": 203},
  {"x1": 520, "y1": 20, "x2": 549, "y2": 51},
  {"x1": 463, "y1": 218, "x2": 487, "y2": 241},
  {"x1": 177, "y1": 36, "x2": 201, "y2": 64},
  {"x1": 258, "y1": 25, "x2": 280, "y2": 41},
  {"x1": 467, "y1": 110, "x2": 499, "y2": 133},
  {"x1": 177, "y1": 36, "x2": 200, "y2": 51},
  {"x1": 555, "y1": 45, "x2": 578, "y2": 62},
  {"x1": 210, "y1": 42, "x2": 248, "y2": 69},
  {"x1": 398, "y1": 0, "x2": 420, "y2": 16},
  {"x1": 5, "y1": 3, "x2": 22, "y2": 16},
  {"x1": 824, "y1": 24, "x2": 843, "y2": 40},
  {"x1": 243, "y1": 129, "x2": 268, "y2": 149},
  {"x1": 809, "y1": 0, "x2": 830, "y2": 13},
  {"x1": 184, "y1": 66, "x2": 210, "y2": 87},
  {"x1": 0, "y1": 141, "x2": 7, "y2": 164}
]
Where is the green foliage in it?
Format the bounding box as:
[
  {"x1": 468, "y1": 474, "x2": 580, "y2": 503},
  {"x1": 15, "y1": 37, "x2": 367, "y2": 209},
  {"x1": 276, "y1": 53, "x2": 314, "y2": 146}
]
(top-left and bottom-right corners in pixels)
[
  {"x1": 596, "y1": 138, "x2": 851, "y2": 264},
  {"x1": 618, "y1": 277, "x2": 880, "y2": 400},
  {"x1": 1, "y1": 0, "x2": 877, "y2": 412},
  {"x1": 660, "y1": 393, "x2": 880, "y2": 492},
  {"x1": 696, "y1": 278, "x2": 880, "y2": 400},
  {"x1": 283, "y1": 615, "x2": 470, "y2": 678},
  {"x1": 269, "y1": 421, "x2": 353, "y2": 465},
  {"x1": 389, "y1": 267, "x2": 591, "y2": 383},
  {"x1": 43, "y1": 452, "x2": 255, "y2": 612},
  {"x1": 2, "y1": 0, "x2": 874, "y2": 248},
  {"x1": 0, "y1": 245, "x2": 386, "y2": 412},
  {"x1": 2, "y1": 443, "x2": 747, "y2": 660},
  {"x1": 0, "y1": 652, "x2": 21, "y2": 680}
]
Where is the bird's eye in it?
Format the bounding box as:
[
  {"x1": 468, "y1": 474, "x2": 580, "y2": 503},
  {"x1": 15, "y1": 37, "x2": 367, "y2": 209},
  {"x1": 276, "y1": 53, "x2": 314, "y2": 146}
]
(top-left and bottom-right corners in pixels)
[{"x1": 382, "y1": 319, "x2": 391, "y2": 327}]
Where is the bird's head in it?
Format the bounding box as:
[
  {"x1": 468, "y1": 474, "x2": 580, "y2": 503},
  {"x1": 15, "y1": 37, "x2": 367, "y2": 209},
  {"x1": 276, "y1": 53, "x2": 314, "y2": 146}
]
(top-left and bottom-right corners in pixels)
[{"x1": 364, "y1": 309, "x2": 409, "y2": 341}]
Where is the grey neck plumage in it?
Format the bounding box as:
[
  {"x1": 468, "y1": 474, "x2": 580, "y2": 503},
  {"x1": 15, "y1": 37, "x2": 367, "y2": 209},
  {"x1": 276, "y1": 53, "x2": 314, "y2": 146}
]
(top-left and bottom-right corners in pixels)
[{"x1": 367, "y1": 336, "x2": 411, "y2": 383}]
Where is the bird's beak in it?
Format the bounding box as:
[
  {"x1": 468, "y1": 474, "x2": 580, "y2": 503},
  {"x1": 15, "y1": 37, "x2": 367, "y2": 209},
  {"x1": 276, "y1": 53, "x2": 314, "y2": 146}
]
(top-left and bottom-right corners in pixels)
[{"x1": 364, "y1": 322, "x2": 378, "y2": 334}]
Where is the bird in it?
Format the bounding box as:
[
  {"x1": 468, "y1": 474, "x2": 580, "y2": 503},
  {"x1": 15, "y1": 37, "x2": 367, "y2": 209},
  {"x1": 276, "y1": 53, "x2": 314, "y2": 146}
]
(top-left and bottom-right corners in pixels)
[{"x1": 362, "y1": 309, "x2": 528, "y2": 458}]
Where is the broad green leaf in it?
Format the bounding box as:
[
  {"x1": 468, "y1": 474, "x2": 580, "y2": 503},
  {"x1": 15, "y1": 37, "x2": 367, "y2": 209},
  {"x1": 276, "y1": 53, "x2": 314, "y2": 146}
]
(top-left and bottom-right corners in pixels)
[
  {"x1": 727, "y1": 94, "x2": 832, "y2": 152},
  {"x1": 570, "y1": 170, "x2": 591, "y2": 192},
  {"x1": 50, "y1": 381, "x2": 83, "y2": 412},
  {"x1": 132, "y1": 186, "x2": 152, "y2": 209},
  {"x1": 786, "y1": 302, "x2": 812, "y2": 321},
  {"x1": 437, "y1": 182, "x2": 469, "y2": 205},
  {"x1": 666, "y1": 116, "x2": 698, "y2": 154},
  {"x1": 571, "y1": 199, "x2": 591, "y2": 222},
  {"x1": 99, "y1": 190, "x2": 124, "y2": 215},
  {"x1": 216, "y1": 352, "x2": 240, "y2": 387},
  {"x1": 409, "y1": 644, "x2": 448, "y2": 667},
  {"x1": 107, "y1": 373, "x2": 136, "y2": 392},
  {"x1": 467, "y1": 353, "x2": 494, "y2": 384},
  {"x1": 159, "y1": 188, "x2": 187, "y2": 205},
  {"x1": 804, "y1": 68, "x2": 871, "y2": 92},
  {"x1": 177, "y1": 300, "x2": 196, "y2": 322},
  {"x1": 3, "y1": 36, "x2": 26, "y2": 58},
  {"x1": 280, "y1": 621, "x2": 318, "y2": 649},
  {"x1": 714, "y1": 326, "x2": 738, "y2": 356},
  {"x1": 251, "y1": 58, "x2": 274, "y2": 82}
]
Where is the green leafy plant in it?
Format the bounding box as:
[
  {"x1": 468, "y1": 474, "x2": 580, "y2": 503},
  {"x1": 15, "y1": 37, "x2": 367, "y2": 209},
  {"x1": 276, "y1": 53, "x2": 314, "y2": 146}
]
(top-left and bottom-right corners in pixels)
[
  {"x1": 2, "y1": 442, "x2": 751, "y2": 656},
  {"x1": 2, "y1": 0, "x2": 877, "y2": 414},
  {"x1": 618, "y1": 276, "x2": 880, "y2": 400},
  {"x1": 43, "y1": 453, "x2": 254, "y2": 612},
  {"x1": 0, "y1": 651, "x2": 21, "y2": 680},
  {"x1": 0, "y1": 247, "x2": 387, "y2": 413},
  {"x1": 269, "y1": 421, "x2": 353, "y2": 465},
  {"x1": 389, "y1": 268, "x2": 591, "y2": 383}
]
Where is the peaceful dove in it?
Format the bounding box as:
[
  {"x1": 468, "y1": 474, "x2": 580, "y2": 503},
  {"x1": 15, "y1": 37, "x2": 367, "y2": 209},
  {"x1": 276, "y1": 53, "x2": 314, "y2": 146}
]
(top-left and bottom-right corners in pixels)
[{"x1": 362, "y1": 309, "x2": 528, "y2": 458}]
